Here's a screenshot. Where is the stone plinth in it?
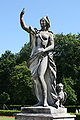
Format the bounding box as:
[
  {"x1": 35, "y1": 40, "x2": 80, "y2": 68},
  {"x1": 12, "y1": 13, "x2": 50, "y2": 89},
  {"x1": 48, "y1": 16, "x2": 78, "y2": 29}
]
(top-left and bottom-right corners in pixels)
[{"x1": 15, "y1": 107, "x2": 76, "y2": 120}]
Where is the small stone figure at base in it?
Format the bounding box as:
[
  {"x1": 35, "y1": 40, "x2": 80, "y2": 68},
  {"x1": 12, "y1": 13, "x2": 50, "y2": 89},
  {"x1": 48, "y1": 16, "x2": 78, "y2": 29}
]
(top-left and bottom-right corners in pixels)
[{"x1": 51, "y1": 83, "x2": 67, "y2": 108}]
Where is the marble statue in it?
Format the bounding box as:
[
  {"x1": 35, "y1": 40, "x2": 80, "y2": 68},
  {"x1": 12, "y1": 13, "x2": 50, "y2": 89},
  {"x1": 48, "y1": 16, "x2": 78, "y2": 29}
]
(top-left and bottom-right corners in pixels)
[
  {"x1": 15, "y1": 9, "x2": 76, "y2": 120},
  {"x1": 20, "y1": 8, "x2": 66, "y2": 107}
]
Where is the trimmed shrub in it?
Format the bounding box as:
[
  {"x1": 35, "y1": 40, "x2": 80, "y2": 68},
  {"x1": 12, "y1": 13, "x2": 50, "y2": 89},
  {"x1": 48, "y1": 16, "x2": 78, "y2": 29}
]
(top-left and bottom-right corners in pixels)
[
  {"x1": 65, "y1": 106, "x2": 80, "y2": 113},
  {"x1": 70, "y1": 113, "x2": 80, "y2": 120},
  {"x1": 8, "y1": 105, "x2": 31, "y2": 110},
  {"x1": 0, "y1": 110, "x2": 20, "y2": 116}
]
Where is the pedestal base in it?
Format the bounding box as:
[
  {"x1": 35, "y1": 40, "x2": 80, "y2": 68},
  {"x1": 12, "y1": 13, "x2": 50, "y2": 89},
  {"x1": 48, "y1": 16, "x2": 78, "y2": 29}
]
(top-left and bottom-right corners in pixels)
[{"x1": 15, "y1": 107, "x2": 76, "y2": 120}]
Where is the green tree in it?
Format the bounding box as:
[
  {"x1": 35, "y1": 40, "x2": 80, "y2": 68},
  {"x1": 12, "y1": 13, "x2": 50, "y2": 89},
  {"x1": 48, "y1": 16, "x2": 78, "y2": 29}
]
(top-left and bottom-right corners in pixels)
[
  {"x1": 62, "y1": 77, "x2": 77, "y2": 105},
  {"x1": 9, "y1": 61, "x2": 36, "y2": 105},
  {"x1": 0, "y1": 92, "x2": 10, "y2": 105},
  {"x1": 54, "y1": 33, "x2": 80, "y2": 104},
  {"x1": 16, "y1": 43, "x2": 30, "y2": 64},
  {"x1": 0, "y1": 51, "x2": 16, "y2": 93}
]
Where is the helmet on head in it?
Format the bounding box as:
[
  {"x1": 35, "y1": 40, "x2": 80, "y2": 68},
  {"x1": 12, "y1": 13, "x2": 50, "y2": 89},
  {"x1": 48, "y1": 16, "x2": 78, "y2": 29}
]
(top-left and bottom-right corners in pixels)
[{"x1": 40, "y1": 15, "x2": 50, "y2": 28}]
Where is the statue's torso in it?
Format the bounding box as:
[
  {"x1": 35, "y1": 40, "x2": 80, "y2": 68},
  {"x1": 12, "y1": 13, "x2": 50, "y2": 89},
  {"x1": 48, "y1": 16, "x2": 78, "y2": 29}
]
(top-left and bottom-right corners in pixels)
[
  {"x1": 30, "y1": 30, "x2": 53, "y2": 57},
  {"x1": 35, "y1": 31, "x2": 51, "y2": 52}
]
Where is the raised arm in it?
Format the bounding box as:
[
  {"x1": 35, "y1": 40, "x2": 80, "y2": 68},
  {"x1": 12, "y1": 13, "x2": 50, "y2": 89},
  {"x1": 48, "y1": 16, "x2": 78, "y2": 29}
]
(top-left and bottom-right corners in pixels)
[{"x1": 20, "y1": 8, "x2": 35, "y2": 34}]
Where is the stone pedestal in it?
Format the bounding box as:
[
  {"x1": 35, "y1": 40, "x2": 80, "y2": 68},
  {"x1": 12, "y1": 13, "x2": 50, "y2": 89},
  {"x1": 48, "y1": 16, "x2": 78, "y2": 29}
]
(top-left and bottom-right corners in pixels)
[{"x1": 15, "y1": 106, "x2": 76, "y2": 120}]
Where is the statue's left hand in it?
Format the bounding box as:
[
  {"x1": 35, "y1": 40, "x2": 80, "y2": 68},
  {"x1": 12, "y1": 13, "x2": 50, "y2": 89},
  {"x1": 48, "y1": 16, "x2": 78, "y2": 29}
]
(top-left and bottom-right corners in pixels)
[{"x1": 38, "y1": 48, "x2": 45, "y2": 53}]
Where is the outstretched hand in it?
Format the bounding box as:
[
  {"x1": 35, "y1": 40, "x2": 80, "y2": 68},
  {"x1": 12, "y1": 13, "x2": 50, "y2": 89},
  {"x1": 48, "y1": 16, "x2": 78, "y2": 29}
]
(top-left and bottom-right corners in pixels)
[{"x1": 20, "y1": 8, "x2": 25, "y2": 17}]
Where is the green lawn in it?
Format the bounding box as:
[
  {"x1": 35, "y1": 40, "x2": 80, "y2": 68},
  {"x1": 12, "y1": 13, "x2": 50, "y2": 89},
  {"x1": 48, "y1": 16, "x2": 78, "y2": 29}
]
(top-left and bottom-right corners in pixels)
[{"x1": 0, "y1": 116, "x2": 15, "y2": 120}]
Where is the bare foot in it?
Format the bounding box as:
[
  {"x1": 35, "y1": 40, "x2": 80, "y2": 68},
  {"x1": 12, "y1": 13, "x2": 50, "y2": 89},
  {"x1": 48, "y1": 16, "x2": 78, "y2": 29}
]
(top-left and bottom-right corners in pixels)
[{"x1": 43, "y1": 102, "x2": 48, "y2": 107}]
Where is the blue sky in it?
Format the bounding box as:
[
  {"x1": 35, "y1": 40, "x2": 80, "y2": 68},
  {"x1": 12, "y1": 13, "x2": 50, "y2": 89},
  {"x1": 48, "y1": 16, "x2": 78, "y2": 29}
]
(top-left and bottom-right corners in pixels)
[{"x1": 0, "y1": 0, "x2": 80, "y2": 56}]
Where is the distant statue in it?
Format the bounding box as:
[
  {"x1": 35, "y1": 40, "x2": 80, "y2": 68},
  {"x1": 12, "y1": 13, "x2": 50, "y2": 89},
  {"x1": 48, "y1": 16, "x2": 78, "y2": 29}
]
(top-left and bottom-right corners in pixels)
[
  {"x1": 20, "y1": 8, "x2": 57, "y2": 107},
  {"x1": 3, "y1": 104, "x2": 8, "y2": 110}
]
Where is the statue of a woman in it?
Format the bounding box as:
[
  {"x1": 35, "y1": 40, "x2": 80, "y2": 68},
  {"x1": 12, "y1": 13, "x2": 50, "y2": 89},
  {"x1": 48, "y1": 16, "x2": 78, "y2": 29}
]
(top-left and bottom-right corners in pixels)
[{"x1": 20, "y1": 9, "x2": 57, "y2": 107}]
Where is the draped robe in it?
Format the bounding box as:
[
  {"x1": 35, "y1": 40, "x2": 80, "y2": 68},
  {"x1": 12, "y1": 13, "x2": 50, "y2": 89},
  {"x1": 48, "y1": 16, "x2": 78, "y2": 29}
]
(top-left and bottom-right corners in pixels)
[{"x1": 28, "y1": 30, "x2": 57, "y2": 106}]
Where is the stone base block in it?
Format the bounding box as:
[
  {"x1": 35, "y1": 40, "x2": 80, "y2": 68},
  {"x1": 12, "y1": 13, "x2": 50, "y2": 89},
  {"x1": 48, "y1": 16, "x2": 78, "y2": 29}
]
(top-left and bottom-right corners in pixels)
[
  {"x1": 15, "y1": 107, "x2": 76, "y2": 120},
  {"x1": 21, "y1": 106, "x2": 67, "y2": 114}
]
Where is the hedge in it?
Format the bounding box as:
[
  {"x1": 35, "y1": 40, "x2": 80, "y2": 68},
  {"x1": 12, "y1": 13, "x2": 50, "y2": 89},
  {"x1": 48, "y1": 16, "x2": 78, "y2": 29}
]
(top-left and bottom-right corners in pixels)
[
  {"x1": 65, "y1": 105, "x2": 80, "y2": 113},
  {"x1": 9, "y1": 105, "x2": 31, "y2": 110},
  {"x1": 0, "y1": 110, "x2": 20, "y2": 116},
  {"x1": 0, "y1": 104, "x2": 32, "y2": 110},
  {"x1": 70, "y1": 113, "x2": 80, "y2": 120},
  {"x1": 1, "y1": 104, "x2": 80, "y2": 112}
]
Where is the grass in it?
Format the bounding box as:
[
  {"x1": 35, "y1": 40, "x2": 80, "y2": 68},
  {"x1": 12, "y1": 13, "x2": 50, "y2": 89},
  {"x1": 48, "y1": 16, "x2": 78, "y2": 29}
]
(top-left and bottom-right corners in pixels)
[{"x1": 0, "y1": 116, "x2": 15, "y2": 120}]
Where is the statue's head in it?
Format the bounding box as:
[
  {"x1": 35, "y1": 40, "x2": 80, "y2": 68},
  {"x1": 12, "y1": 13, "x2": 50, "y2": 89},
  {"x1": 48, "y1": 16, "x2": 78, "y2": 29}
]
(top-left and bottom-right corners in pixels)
[
  {"x1": 40, "y1": 15, "x2": 50, "y2": 30},
  {"x1": 56, "y1": 83, "x2": 64, "y2": 92}
]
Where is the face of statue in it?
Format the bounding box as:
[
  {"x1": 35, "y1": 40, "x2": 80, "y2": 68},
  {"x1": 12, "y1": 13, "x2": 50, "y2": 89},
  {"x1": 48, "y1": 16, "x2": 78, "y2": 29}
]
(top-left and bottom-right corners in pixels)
[
  {"x1": 40, "y1": 19, "x2": 47, "y2": 29},
  {"x1": 59, "y1": 85, "x2": 63, "y2": 90},
  {"x1": 58, "y1": 84, "x2": 63, "y2": 91},
  {"x1": 57, "y1": 83, "x2": 63, "y2": 92}
]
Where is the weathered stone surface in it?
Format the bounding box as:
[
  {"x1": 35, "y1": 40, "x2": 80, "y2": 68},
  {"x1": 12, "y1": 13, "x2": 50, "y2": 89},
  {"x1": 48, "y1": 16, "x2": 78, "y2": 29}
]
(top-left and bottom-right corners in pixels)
[
  {"x1": 21, "y1": 106, "x2": 67, "y2": 114},
  {"x1": 15, "y1": 113, "x2": 75, "y2": 120},
  {"x1": 15, "y1": 107, "x2": 76, "y2": 120}
]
